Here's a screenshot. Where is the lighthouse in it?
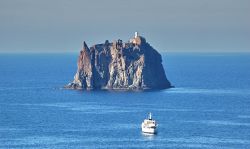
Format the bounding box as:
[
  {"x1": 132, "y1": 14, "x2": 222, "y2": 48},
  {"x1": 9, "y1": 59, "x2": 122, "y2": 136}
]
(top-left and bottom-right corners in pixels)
[
  {"x1": 135, "y1": 31, "x2": 139, "y2": 38},
  {"x1": 130, "y1": 31, "x2": 141, "y2": 45}
]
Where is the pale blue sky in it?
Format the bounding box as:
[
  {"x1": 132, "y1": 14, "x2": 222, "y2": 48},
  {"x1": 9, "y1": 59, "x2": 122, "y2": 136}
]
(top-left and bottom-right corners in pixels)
[{"x1": 0, "y1": 0, "x2": 249, "y2": 53}]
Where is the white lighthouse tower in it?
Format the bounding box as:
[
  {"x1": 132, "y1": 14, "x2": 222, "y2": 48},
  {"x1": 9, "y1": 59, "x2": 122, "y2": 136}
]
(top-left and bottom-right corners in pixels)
[
  {"x1": 130, "y1": 31, "x2": 141, "y2": 44},
  {"x1": 135, "y1": 31, "x2": 139, "y2": 38}
]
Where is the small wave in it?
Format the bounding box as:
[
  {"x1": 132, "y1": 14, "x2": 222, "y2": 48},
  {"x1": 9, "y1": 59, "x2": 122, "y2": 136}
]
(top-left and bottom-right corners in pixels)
[
  {"x1": 152, "y1": 108, "x2": 224, "y2": 113},
  {"x1": 238, "y1": 115, "x2": 250, "y2": 119},
  {"x1": 0, "y1": 136, "x2": 80, "y2": 147},
  {"x1": 5, "y1": 102, "x2": 138, "y2": 114},
  {"x1": 0, "y1": 87, "x2": 50, "y2": 91},
  {"x1": 161, "y1": 137, "x2": 250, "y2": 146},
  {"x1": 203, "y1": 120, "x2": 250, "y2": 127},
  {"x1": 183, "y1": 120, "x2": 250, "y2": 127},
  {"x1": 165, "y1": 87, "x2": 250, "y2": 95},
  {"x1": 0, "y1": 127, "x2": 27, "y2": 133}
]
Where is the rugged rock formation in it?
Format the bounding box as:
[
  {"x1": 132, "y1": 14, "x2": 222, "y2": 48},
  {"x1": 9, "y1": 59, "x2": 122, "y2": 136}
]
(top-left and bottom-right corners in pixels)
[{"x1": 65, "y1": 33, "x2": 172, "y2": 90}]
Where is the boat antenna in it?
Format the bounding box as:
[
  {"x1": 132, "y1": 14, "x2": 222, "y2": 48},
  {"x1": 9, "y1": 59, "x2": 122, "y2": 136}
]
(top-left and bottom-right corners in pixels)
[{"x1": 149, "y1": 112, "x2": 152, "y2": 120}]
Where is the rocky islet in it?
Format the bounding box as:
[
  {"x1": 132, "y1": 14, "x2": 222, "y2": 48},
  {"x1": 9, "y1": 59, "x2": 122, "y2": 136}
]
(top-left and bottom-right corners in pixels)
[{"x1": 65, "y1": 32, "x2": 172, "y2": 90}]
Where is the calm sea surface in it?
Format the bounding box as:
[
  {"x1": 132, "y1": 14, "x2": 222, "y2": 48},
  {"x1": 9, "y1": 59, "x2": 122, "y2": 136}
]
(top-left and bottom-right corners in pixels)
[{"x1": 0, "y1": 53, "x2": 250, "y2": 149}]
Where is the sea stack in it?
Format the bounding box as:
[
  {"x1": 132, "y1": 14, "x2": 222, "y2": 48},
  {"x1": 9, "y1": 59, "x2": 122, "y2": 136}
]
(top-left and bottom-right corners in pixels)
[{"x1": 65, "y1": 32, "x2": 172, "y2": 90}]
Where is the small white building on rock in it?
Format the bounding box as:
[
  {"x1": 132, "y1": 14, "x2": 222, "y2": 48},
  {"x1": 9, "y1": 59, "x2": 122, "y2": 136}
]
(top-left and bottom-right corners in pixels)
[{"x1": 130, "y1": 31, "x2": 142, "y2": 45}]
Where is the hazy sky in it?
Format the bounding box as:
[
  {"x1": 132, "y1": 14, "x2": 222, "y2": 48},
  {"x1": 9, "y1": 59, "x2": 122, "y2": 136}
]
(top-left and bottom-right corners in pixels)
[{"x1": 0, "y1": 0, "x2": 249, "y2": 53}]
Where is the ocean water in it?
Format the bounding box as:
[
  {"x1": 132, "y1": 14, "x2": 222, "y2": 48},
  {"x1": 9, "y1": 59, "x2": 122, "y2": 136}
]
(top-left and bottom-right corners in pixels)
[{"x1": 0, "y1": 53, "x2": 250, "y2": 149}]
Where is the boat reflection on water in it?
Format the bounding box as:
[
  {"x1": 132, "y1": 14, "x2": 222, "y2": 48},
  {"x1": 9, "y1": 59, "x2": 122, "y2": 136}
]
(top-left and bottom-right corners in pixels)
[{"x1": 141, "y1": 132, "x2": 156, "y2": 140}]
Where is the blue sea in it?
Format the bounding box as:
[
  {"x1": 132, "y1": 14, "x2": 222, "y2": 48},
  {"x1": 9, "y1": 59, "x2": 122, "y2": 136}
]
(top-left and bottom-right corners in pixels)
[{"x1": 0, "y1": 53, "x2": 250, "y2": 149}]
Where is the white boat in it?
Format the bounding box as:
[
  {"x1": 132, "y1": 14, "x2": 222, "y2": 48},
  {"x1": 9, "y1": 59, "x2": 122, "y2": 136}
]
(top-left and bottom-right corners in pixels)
[{"x1": 141, "y1": 113, "x2": 157, "y2": 134}]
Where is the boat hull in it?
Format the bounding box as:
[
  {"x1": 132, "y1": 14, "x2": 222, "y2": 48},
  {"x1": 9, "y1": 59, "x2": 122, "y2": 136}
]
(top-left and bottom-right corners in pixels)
[
  {"x1": 141, "y1": 124, "x2": 156, "y2": 134},
  {"x1": 141, "y1": 127, "x2": 156, "y2": 134}
]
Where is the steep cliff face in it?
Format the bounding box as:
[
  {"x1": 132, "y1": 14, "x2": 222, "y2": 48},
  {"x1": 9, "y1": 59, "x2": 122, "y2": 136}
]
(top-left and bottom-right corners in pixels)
[{"x1": 65, "y1": 34, "x2": 172, "y2": 90}]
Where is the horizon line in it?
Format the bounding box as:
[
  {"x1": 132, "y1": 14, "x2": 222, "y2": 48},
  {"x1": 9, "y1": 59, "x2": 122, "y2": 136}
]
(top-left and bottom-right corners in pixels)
[{"x1": 0, "y1": 51, "x2": 250, "y2": 54}]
